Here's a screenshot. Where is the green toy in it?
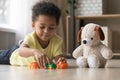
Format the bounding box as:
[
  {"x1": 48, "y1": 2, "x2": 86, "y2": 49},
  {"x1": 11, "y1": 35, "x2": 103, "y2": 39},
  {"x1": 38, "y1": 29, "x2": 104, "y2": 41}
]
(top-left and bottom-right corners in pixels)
[{"x1": 46, "y1": 63, "x2": 56, "y2": 69}]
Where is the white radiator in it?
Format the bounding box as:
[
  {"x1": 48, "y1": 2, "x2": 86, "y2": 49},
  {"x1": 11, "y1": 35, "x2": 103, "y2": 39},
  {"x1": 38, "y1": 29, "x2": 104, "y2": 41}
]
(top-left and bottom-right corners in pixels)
[
  {"x1": 0, "y1": 28, "x2": 15, "y2": 50},
  {"x1": 101, "y1": 27, "x2": 112, "y2": 48}
]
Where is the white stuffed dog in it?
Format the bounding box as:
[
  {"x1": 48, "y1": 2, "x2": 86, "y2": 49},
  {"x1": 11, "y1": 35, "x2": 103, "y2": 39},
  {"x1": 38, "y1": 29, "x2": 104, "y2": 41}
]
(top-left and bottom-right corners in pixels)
[{"x1": 72, "y1": 23, "x2": 113, "y2": 68}]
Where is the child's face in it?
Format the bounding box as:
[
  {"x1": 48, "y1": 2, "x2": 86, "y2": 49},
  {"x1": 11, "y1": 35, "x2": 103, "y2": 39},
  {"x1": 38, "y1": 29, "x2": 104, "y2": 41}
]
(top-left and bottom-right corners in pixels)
[{"x1": 32, "y1": 15, "x2": 57, "y2": 42}]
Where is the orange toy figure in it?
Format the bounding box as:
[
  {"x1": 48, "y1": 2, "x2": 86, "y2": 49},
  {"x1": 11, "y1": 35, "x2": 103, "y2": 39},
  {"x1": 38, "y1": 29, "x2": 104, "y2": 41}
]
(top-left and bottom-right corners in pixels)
[
  {"x1": 57, "y1": 61, "x2": 68, "y2": 69},
  {"x1": 29, "y1": 62, "x2": 40, "y2": 69}
]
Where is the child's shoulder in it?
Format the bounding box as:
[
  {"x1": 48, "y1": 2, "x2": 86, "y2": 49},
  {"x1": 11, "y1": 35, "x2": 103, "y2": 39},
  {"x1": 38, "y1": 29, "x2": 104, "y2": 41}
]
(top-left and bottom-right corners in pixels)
[
  {"x1": 25, "y1": 32, "x2": 35, "y2": 37},
  {"x1": 23, "y1": 32, "x2": 36, "y2": 42}
]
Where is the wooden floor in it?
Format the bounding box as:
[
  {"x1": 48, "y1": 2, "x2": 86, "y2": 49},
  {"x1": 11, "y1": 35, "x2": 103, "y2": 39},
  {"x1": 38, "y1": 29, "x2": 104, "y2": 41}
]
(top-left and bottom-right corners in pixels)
[{"x1": 0, "y1": 59, "x2": 120, "y2": 80}]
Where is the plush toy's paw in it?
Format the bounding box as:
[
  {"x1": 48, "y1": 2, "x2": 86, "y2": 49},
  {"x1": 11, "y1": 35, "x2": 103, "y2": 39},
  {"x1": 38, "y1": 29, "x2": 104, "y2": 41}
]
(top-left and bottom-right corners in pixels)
[
  {"x1": 87, "y1": 55, "x2": 100, "y2": 68},
  {"x1": 72, "y1": 45, "x2": 83, "y2": 58},
  {"x1": 76, "y1": 57, "x2": 87, "y2": 68},
  {"x1": 101, "y1": 49, "x2": 113, "y2": 59}
]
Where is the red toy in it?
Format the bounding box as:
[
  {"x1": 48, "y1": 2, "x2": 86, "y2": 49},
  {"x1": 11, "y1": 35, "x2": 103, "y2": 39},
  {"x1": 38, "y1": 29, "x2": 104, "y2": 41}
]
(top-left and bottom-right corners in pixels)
[
  {"x1": 29, "y1": 62, "x2": 40, "y2": 69},
  {"x1": 57, "y1": 61, "x2": 68, "y2": 69}
]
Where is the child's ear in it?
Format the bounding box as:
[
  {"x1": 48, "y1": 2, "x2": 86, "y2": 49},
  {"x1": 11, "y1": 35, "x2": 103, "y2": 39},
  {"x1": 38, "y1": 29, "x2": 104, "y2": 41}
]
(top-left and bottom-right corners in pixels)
[{"x1": 32, "y1": 22, "x2": 35, "y2": 29}]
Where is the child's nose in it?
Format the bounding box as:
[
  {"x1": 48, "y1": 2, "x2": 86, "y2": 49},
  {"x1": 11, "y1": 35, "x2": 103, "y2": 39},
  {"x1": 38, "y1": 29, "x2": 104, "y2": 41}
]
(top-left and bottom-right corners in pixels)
[{"x1": 44, "y1": 28, "x2": 49, "y2": 33}]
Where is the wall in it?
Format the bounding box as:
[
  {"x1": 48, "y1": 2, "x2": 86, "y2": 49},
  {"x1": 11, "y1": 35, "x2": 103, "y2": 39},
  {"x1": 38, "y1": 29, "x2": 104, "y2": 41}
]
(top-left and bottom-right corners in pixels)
[
  {"x1": 82, "y1": 0, "x2": 120, "y2": 53},
  {"x1": 103, "y1": 0, "x2": 120, "y2": 52},
  {"x1": 0, "y1": 28, "x2": 15, "y2": 49},
  {"x1": 107, "y1": 0, "x2": 120, "y2": 14},
  {"x1": 9, "y1": 0, "x2": 35, "y2": 44}
]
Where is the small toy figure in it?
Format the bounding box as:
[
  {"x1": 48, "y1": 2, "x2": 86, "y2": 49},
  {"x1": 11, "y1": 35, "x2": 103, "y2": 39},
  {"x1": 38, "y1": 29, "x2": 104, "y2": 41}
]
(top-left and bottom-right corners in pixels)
[
  {"x1": 46, "y1": 63, "x2": 56, "y2": 69},
  {"x1": 29, "y1": 62, "x2": 40, "y2": 69},
  {"x1": 57, "y1": 61, "x2": 68, "y2": 69},
  {"x1": 29, "y1": 61, "x2": 68, "y2": 69}
]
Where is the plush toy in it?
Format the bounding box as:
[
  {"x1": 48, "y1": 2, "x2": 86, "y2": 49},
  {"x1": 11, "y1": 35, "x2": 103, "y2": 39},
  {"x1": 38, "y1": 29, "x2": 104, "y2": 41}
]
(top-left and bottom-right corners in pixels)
[{"x1": 72, "y1": 23, "x2": 113, "y2": 68}]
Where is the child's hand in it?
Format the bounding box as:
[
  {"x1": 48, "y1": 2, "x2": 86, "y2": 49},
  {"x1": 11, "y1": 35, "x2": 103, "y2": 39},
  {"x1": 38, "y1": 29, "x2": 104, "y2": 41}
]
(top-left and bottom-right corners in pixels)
[
  {"x1": 53, "y1": 55, "x2": 67, "y2": 64},
  {"x1": 56, "y1": 57, "x2": 66, "y2": 64},
  {"x1": 34, "y1": 49, "x2": 51, "y2": 68}
]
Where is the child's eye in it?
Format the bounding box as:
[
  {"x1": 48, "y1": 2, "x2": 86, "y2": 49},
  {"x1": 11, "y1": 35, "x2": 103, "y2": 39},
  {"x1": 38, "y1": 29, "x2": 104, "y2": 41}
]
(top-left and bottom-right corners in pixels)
[
  {"x1": 49, "y1": 27, "x2": 55, "y2": 30},
  {"x1": 40, "y1": 26, "x2": 45, "y2": 29}
]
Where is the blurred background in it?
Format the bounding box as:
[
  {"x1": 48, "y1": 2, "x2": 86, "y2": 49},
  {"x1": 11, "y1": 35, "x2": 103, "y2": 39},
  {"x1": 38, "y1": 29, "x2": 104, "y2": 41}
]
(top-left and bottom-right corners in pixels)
[{"x1": 0, "y1": 0, "x2": 120, "y2": 57}]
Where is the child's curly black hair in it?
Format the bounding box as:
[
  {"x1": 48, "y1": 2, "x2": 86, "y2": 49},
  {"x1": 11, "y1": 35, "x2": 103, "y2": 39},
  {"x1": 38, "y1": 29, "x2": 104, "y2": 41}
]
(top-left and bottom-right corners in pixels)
[{"x1": 32, "y1": 1, "x2": 61, "y2": 25}]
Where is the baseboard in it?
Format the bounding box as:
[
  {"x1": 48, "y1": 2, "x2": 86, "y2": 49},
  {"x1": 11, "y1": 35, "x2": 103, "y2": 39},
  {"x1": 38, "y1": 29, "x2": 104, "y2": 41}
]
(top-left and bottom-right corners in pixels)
[
  {"x1": 105, "y1": 53, "x2": 120, "y2": 68},
  {"x1": 105, "y1": 59, "x2": 120, "y2": 68},
  {"x1": 112, "y1": 53, "x2": 120, "y2": 59}
]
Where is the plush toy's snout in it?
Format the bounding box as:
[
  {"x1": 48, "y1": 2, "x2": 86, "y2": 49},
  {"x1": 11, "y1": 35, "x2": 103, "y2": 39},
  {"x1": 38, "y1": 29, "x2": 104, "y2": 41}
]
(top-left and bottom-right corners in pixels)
[
  {"x1": 83, "y1": 40, "x2": 87, "y2": 44},
  {"x1": 82, "y1": 38, "x2": 93, "y2": 46}
]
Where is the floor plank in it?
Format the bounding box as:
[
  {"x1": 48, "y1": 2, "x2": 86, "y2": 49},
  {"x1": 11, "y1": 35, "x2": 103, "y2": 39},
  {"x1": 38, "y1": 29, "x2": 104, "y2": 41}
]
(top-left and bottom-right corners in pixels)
[{"x1": 0, "y1": 59, "x2": 120, "y2": 80}]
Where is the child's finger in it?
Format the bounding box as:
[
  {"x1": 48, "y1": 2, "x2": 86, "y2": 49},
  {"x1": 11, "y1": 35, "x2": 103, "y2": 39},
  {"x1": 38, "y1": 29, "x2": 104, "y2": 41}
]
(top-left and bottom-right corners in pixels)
[
  {"x1": 34, "y1": 56, "x2": 41, "y2": 67},
  {"x1": 56, "y1": 57, "x2": 66, "y2": 64},
  {"x1": 46, "y1": 56, "x2": 50, "y2": 64},
  {"x1": 37, "y1": 60, "x2": 41, "y2": 67},
  {"x1": 43, "y1": 56, "x2": 47, "y2": 68},
  {"x1": 40, "y1": 57, "x2": 44, "y2": 68},
  {"x1": 56, "y1": 58, "x2": 62, "y2": 64},
  {"x1": 61, "y1": 57, "x2": 66, "y2": 62}
]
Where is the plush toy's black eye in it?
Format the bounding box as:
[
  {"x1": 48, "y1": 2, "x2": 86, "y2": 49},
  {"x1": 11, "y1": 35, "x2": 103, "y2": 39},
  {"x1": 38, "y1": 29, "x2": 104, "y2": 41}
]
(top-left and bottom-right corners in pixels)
[{"x1": 91, "y1": 37, "x2": 93, "y2": 40}]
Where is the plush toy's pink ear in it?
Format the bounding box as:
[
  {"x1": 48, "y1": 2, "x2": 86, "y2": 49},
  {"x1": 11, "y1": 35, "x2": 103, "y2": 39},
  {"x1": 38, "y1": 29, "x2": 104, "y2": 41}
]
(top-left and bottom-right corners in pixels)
[
  {"x1": 77, "y1": 27, "x2": 83, "y2": 42},
  {"x1": 94, "y1": 26, "x2": 105, "y2": 41}
]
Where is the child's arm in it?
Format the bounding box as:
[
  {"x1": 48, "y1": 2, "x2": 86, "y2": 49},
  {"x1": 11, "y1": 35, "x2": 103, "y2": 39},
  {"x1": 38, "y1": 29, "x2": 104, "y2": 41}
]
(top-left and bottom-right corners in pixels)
[
  {"x1": 19, "y1": 44, "x2": 35, "y2": 57},
  {"x1": 19, "y1": 44, "x2": 51, "y2": 68}
]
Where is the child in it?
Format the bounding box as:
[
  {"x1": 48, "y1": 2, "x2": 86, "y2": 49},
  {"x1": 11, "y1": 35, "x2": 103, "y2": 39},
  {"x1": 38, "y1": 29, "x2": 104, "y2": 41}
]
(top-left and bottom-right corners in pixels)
[{"x1": 0, "y1": 1, "x2": 66, "y2": 68}]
